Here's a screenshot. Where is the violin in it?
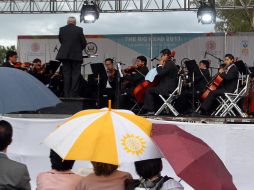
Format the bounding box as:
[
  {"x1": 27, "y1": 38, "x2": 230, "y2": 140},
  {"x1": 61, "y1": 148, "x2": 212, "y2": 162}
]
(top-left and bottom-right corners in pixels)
[
  {"x1": 123, "y1": 65, "x2": 141, "y2": 73},
  {"x1": 14, "y1": 62, "x2": 33, "y2": 70}
]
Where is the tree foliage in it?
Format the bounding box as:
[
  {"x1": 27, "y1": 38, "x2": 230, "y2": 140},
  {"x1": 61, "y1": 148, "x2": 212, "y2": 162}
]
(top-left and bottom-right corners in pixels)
[
  {"x1": 215, "y1": 0, "x2": 254, "y2": 32},
  {"x1": 0, "y1": 45, "x2": 16, "y2": 65}
]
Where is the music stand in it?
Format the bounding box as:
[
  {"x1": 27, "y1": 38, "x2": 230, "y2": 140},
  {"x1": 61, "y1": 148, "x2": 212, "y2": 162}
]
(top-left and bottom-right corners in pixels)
[
  {"x1": 234, "y1": 60, "x2": 250, "y2": 75},
  {"x1": 90, "y1": 63, "x2": 107, "y2": 78},
  {"x1": 45, "y1": 60, "x2": 61, "y2": 74},
  {"x1": 184, "y1": 59, "x2": 201, "y2": 114},
  {"x1": 90, "y1": 63, "x2": 107, "y2": 107},
  {"x1": 249, "y1": 67, "x2": 254, "y2": 75},
  {"x1": 184, "y1": 60, "x2": 200, "y2": 76}
]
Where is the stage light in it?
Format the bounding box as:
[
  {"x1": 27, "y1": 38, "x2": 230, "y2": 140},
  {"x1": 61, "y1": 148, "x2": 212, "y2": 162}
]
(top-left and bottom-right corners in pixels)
[
  {"x1": 80, "y1": 1, "x2": 100, "y2": 23},
  {"x1": 197, "y1": 2, "x2": 216, "y2": 24}
]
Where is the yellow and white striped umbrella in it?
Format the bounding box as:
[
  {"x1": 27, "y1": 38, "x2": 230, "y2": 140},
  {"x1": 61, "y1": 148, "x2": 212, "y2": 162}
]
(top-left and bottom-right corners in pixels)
[{"x1": 44, "y1": 107, "x2": 161, "y2": 165}]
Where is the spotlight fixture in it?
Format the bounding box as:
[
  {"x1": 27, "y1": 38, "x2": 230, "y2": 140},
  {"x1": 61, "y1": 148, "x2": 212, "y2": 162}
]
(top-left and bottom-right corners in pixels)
[
  {"x1": 197, "y1": 2, "x2": 216, "y2": 24},
  {"x1": 80, "y1": 1, "x2": 100, "y2": 23}
]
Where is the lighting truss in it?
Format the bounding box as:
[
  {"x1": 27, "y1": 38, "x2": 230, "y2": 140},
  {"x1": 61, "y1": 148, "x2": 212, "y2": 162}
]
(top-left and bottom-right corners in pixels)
[{"x1": 0, "y1": 0, "x2": 253, "y2": 14}]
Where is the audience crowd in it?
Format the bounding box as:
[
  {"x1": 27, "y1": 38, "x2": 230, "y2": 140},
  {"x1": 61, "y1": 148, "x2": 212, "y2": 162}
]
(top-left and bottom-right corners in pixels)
[{"x1": 0, "y1": 120, "x2": 184, "y2": 190}]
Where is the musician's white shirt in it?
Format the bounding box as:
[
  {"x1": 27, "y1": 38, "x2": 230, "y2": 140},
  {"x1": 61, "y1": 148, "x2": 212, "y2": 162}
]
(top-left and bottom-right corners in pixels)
[
  {"x1": 225, "y1": 64, "x2": 235, "y2": 74},
  {"x1": 106, "y1": 80, "x2": 112, "y2": 88}
]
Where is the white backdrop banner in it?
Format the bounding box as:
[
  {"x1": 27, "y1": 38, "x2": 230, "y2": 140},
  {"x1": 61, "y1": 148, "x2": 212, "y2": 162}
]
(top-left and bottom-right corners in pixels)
[
  {"x1": 1, "y1": 116, "x2": 254, "y2": 190},
  {"x1": 18, "y1": 33, "x2": 254, "y2": 74}
]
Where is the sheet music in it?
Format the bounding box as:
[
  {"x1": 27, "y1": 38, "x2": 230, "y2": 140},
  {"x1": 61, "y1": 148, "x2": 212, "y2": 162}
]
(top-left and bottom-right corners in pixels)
[{"x1": 145, "y1": 68, "x2": 158, "y2": 82}]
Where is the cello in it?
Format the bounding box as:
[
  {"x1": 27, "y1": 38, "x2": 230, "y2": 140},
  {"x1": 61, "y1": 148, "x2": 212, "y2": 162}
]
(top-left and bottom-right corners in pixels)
[
  {"x1": 132, "y1": 67, "x2": 158, "y2": 103},
  {"x1": 133, "y1": 51, "x2": 176, "y2": 104},
  {"x1": 200, "y1": 63, "x2": 231, "y2": 101}
]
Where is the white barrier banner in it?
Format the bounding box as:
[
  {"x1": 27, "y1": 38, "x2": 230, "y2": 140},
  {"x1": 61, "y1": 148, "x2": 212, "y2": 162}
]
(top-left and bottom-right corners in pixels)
[{"x1": 1, "y1": 116, "x2": 254, "y2": 190}]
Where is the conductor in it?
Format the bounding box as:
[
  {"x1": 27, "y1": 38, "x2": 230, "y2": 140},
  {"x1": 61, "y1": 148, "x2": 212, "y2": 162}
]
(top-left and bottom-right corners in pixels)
[{"x1": 56, "y1": 16, "x2": 87, "y2": 97}]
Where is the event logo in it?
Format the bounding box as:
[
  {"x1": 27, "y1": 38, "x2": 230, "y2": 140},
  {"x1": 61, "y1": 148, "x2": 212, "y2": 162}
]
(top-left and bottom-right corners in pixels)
[
  {"x1": 84, "y1": 42, "x2": 97, "y2": 55},
  {"x1": 206, "y1": 40, "x2": 216, "y2": 51},
  {"x1": 121, "y1": 134, "x2": 146, "y2": 155},
  {"x1": 241, "y1": 40, "x2": 249, "y2": 56},
  {"x1": 31, "y1": 42, "x2": 40, "y2": 52}
]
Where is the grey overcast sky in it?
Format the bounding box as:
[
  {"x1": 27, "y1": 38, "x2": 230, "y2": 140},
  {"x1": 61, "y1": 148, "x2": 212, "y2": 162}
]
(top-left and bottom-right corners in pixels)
[{"x1": 0, "y1": 12, "x2": 214, "y2": 47}]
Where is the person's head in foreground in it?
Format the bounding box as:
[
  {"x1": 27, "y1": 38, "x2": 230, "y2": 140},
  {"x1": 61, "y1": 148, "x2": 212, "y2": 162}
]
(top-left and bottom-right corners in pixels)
[
  {"x1": 76, "y1": 161, "x2": 132, "y2": 190},
  {"x1": 0, "y1": 120, "x2": 13, "y2": 152},
  {"x1": 135, "y1": 158, "x2": 163, "y2": 180},
  {"x1": 91, "y1": 161, "x2": 118, "y2": 176},
  {"x1": 50, "y1": 149, "x2": 75, "y2": 171},
  {"x1": 125, "y1": 158, "x2": 184, "y2": 190}
]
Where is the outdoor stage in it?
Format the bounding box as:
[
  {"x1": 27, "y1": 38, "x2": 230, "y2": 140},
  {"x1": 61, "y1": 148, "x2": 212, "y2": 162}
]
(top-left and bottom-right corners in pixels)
[{"x1": 2, "y1": 113, "x2": 254, "y2": 190}]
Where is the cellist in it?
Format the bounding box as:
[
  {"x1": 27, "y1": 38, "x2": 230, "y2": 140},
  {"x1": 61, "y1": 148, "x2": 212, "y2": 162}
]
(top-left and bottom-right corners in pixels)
[
  {"x1": 199, "y1": 54, "x2": 239, "y2": 115},
  {"x1": 142, "y1": 49, "x2": 178, "y2": 115}
]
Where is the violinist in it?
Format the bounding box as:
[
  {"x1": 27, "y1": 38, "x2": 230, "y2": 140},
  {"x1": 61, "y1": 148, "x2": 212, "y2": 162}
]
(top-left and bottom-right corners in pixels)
[
  {"x1": 122, "y1": 56, "x2": 149, "y2": 94},
  {"x1": 1, "y1": 51, "x2": 18, "y2": 68},
  {"x1": 199, "y1": 54, "x2": 239, "y2": 115},
  {"x1": 119, "y1": 56, "x2": 148, "y2": 109},
  {"x1": 142, "y1": 49, "x2": 178, "y2": 115},
  {"x1": 29, "y1": 58, "x2": 50, "y2": 85},
  {"x1": 100, "y1": 58, "x2": 117, "y2": 106}
]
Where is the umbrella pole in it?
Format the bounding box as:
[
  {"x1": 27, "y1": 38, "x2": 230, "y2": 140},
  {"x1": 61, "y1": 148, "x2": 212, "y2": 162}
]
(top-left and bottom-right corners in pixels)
[{"x1": 108, "y1": 100, "x2": 112, "y2": 111}]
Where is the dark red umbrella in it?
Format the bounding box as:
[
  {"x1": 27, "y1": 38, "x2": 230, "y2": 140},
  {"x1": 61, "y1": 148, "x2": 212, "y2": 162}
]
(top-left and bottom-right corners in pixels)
[{"x1": 152, "y1": 123, "x2": 237, "y2": 190}]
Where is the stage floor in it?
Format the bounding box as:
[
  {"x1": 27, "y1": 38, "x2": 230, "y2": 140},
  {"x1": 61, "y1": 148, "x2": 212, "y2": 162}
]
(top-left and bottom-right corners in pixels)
[
  {"x1": 146, "y1": 115, "x2": 254, "y2": 124},
  {"x1": 4, "y1": 113, "x2": 254, "y2": 124}
]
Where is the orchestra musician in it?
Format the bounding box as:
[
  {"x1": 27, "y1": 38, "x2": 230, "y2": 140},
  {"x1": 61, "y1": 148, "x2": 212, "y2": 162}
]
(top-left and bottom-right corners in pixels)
[
  {"x1": 29, "y1": 58, "x2": 50, "y2": 85},
  {"x1": 122, "y1": 56, "x2": 149, "y2": 95},
  {"x1": 1, "y1": 51, "x2": 18, "y2": 68},
  {"x1": 119, "y1": 56, "x2": 148, "y2": 109},
  {"x1": 193, "y1": 60, "x2": 211, "y2": 94},
  {"x1": 48, "y1": 65, "x2": 64, "y2": 97},
  {"x1": 142, "y1": 49, "x2": 178, "y2": 115},
  {"x1": 175, "y1": 60, "x2": 211, "y2": 115},
  {"x1": 199, "y1": 54, "x2": 239, "y2": 115},
  {"x1": 100, "y1": 58, "x2": 117, "y2": 106}
]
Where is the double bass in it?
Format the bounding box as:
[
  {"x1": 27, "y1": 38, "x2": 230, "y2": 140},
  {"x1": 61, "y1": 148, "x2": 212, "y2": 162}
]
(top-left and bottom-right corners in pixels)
[{"x1": 133, "y1": 51, "x2": 176, "y2": 104}]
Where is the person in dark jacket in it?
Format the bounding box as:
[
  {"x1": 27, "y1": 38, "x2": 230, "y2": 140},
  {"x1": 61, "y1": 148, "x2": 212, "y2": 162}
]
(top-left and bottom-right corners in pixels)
[
  {"x1": 200, "y1": 54, "x2": 239, "y2": 115},
  {"x1": 0, "y1": 120, "x2": 31, "y2": 190},
  {"x1": 120, "y1": 56, "x2": 149, "y2": 109},
  {"x1": 142, "y1": 49, "x2": 178, "y2": 114},
  {"x1": 29, "y1": 58, "x2": 50, "y2": 85},
  {"x1": 1, "y1": 51, "x2": 17, "y2": 68},
  {"x1": 122, "y1": 56, "x2": 149, "y2": 95},
  {"x1": 100, "y1": 58, "x2": 118, "y2": 107},
  {"x1": 56, "y1": 16, "x2": 87, "y2": 97}
]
